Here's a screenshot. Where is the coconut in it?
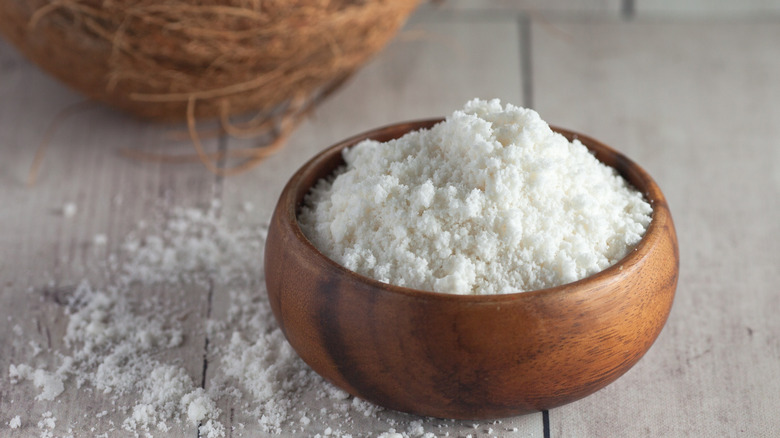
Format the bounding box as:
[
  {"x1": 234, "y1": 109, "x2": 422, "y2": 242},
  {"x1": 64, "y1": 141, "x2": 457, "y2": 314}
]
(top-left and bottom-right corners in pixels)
[{"x1": 0, "y1": 0, "x2": 420, "y2": 174}]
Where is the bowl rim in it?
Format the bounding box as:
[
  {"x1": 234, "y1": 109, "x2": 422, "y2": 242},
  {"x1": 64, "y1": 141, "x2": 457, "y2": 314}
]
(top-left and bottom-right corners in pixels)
[{"x1": 279, "y1": 118, "x2": 672, "y2": 303}]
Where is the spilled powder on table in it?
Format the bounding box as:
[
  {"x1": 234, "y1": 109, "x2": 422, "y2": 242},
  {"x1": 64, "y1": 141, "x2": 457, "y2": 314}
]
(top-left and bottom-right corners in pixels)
[
  {"x1": 8, "y1": 415, "x2": 21, "y2": 429},
  {"x1": 37, "y1": 411, "x2": 56, "y2": 438},
  {"x1": 5, "y1": 206, "x2": 522, "y2": 437}
]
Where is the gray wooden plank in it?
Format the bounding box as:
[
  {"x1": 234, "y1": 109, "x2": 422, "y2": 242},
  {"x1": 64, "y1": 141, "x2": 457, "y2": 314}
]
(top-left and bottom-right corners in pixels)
[
  {"x1": 209, "y1": 13, "x2": 542, "y2": 437},
  {"x1": 308, "y1": 9, "x2": 526, "y2": 139},
  {"x1": 0, "y1": 39, "x2": 222, "y2": 436},
  {"x1": 635, "y1": 0, "x2": 780, "y2": 18},
  {"x1": 531, "y1": 19, "x2": 780, "y2": 436},
  {"x1": 423, "y1": 0, "x2": 622, "y2": 17}
]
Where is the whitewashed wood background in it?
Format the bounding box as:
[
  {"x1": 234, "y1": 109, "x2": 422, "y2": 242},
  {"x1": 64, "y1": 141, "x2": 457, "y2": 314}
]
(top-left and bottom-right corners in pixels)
[{"x1": 1, "y1": 1, "x2": 779, "y2": 436}]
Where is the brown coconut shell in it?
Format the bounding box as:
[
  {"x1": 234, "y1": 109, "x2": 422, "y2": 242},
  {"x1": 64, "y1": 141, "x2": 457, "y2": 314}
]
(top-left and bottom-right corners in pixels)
[{"x1": 0, "y1": 0, "x2": 420, "y2": 123}]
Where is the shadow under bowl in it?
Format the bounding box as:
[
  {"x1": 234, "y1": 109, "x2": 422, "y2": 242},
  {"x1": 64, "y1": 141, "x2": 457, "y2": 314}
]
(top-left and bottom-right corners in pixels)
[{"x1": 264, "y1": 119, "x2": 679, "y2": 420}]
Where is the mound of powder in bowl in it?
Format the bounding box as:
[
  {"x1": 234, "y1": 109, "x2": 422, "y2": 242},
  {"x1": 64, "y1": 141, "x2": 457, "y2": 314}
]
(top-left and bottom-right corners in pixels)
[{"x1": 298, "y1": 99, "x2": 652, "y2": 294}]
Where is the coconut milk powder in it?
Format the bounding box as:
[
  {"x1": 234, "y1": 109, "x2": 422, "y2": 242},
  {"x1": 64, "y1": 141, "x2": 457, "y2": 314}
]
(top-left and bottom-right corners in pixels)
[{"x1": 299, "y1": 99, "x2": 652, "y2": 294}]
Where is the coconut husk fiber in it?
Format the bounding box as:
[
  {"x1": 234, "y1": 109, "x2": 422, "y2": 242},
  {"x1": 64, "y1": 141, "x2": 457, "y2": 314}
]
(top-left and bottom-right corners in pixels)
[{"x1": 0, "y1": 0, "x2": 421, "y2": 174}]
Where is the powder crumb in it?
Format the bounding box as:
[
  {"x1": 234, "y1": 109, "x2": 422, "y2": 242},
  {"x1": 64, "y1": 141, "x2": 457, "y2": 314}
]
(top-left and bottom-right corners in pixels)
[
  {"x1": 199, "y1": 419, "x2": 226, "y2": 438},
  {"x1": 62, "y1": 203, "x2": 77, "y2": 218},
  {"x1": 8, "y1": 415, "x2": 21, "y2": 429},
  {"x1": 326, "y1": 386, "x2": 350, "y2": 401},
  {"x1": 93, "y1": 234, "x2": 108, "y2": 246},
  {"x1": 28, "y1": 341, "x2": 43, "y2": 357},
  {"x1": 9, "y1": 364, "x2": 64, "y2": 401},
  {"x1": 183, "y1": 389, "x2": 221, "y2": 425},
  {"x1": 352, "y1": 397, "x2": 383, "y2": 417},
  {"x1": 37, "y1": 412, "x2": 56, "y2": 438},
  {"x1": 407, "y1": 420, "x2": 425, "y2": 436}
]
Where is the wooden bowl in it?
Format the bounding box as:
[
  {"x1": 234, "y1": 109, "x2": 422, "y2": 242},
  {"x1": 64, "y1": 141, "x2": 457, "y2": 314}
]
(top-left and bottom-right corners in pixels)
[{"x1": 265, "y1": 119, "x2": 678, "y2": 419}]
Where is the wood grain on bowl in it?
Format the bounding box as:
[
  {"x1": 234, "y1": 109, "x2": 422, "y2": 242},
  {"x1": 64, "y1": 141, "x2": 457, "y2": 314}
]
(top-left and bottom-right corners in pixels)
[{"x1": 265, "y1": 120, "x2": 678, "y2": 419}]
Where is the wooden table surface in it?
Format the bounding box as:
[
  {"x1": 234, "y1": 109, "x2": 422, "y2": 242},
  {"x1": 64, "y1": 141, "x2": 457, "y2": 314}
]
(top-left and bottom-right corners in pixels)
[{"x1": 2, "y1": 2, "x2": 779, "y2": 437}]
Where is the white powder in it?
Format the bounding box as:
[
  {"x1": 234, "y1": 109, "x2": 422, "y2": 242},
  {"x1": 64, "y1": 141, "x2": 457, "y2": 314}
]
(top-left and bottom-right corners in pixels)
[
  {"x1": 8, "y1": 415, "x2": 21, "y2": 429},
  {"x1": 8, "y1": 364, "x2": 64, "y2": 401},
  {"x1": 8, "y1": 205, "x2": 534, "y2": 437},
  {"x1": 8, "y1": 209, "x2": 235, "y2": 437},
  {"x1": 37, "y1": 412, "x2": 56, "y2": 438},
  {"x1": 300, "y1": 99, "x2": 652, "y2": 294},
  {"x1": 62, "y1": 203, "x2": 77, "y2": 218},
  {"x1": 93, "y1": 234, "x2": 107, "y2": 245}
]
